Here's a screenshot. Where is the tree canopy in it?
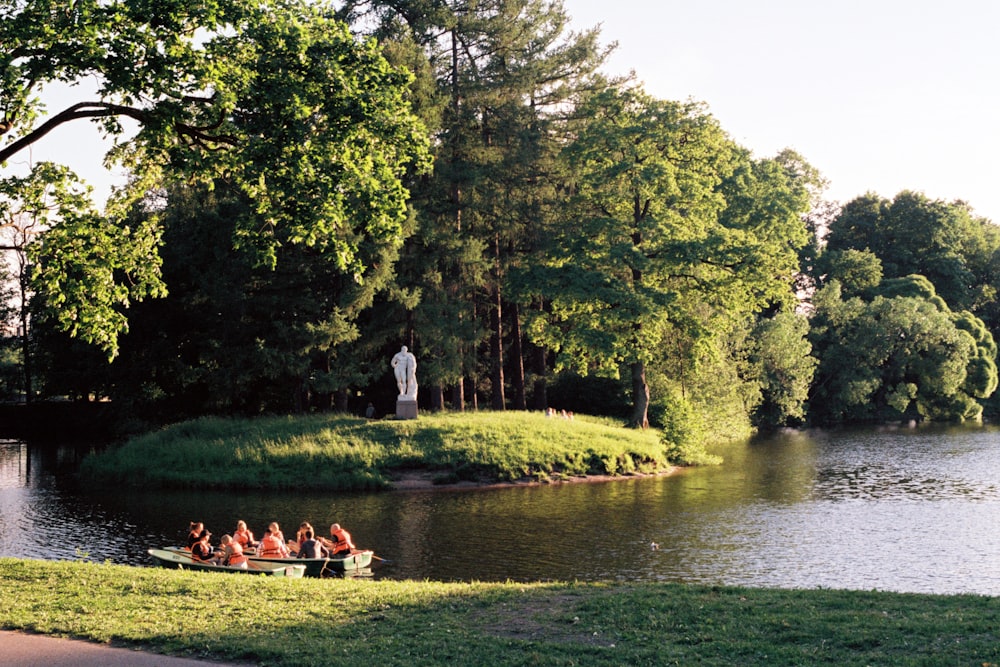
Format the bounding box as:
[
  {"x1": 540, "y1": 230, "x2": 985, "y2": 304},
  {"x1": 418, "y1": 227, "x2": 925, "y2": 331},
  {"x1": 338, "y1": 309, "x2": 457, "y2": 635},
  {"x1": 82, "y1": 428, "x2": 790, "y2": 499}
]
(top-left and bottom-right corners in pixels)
[
  {"x1": 3, "y1": 0, "x2": 996, "y2": 438},
  {"x1": 2, "y1": 0, "x2": 431, "y2": 356}
]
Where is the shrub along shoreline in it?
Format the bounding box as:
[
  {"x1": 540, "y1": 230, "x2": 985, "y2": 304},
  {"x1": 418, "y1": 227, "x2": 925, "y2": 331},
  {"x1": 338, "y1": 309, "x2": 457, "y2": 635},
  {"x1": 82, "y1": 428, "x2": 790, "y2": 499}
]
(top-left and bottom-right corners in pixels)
[
  {"x1": 2, "y1": 558, "x2": 998, "y2": 666},
  {"x1": 80, "y1": 411, "x2": 673, "y2": 491}
]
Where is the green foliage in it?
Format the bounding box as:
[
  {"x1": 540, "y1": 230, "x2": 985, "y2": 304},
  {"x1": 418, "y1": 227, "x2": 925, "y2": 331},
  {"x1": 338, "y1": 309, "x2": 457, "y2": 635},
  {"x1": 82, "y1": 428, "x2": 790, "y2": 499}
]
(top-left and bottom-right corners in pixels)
[
  {"x1": 540, "y1": 85, "x2": 816, "y2": 426},
  {"x1": 825, "y1": 191, "x2": 997, "y2": 316},
  {"x1": 808, "y1": 278, "x2": 998, "y2": 424},
  {"x1": 0, "y1": 163, "x2": 166, "y2": 359},
  {"x1": 3, "y1": 1, "x2": 430, "y2": 360},
  {"x1": 350, "y1": 0, "x2": 612, "y2": 404},
  {"x1": 746, "y1": 311, "x2": 817, "y2": 428},
  {"x1": 649, "y1": 348, "x2": 755, "y2": 445},
  {"x1": 815, "y1": 248, "x2": 883, "y2": 297},
  {"x1": 91, "y1": 181, "x2": 409, "y2": 418},
  {"x1": 0, "y1": 255, "x2": 20, "y2": 399},
  {"x1": 0, "y1": 340, "x2": 21, "y2": 400},
  {"x1": 658, "y1": 390, "x2": 723, "y2": 466}
]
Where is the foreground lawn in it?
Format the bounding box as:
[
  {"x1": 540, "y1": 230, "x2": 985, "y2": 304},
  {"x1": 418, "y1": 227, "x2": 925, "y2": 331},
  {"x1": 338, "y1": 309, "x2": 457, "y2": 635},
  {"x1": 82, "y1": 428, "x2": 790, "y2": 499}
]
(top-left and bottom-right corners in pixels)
[
  {"x1": 80, "y1": 411, "x2": 668, "y2": 490},
  {"x1": 1, "y1": 559, "x2": 998, "y2": 666}
]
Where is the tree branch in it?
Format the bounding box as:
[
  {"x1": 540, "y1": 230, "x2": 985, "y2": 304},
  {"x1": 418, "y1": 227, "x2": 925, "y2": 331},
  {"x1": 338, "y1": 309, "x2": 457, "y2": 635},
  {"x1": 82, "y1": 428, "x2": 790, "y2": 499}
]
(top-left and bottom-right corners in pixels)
[{"x1": 0, "y1": 100, "x2": 238, "y2": 164}]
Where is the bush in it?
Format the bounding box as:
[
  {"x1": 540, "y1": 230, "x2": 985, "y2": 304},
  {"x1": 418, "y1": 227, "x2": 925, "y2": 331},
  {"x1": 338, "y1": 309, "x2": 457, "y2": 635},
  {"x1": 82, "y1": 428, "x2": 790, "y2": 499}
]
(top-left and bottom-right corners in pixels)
[{"x1": 659, "y1": 390, "x2": 722, "y2": 466}]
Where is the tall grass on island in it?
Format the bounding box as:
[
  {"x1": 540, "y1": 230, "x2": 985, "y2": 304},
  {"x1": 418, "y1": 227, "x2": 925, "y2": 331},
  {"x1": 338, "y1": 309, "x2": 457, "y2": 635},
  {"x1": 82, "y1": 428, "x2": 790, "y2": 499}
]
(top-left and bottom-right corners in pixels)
[
  {"x1": 81, "y1": 411, "x2": 676, "y2": 491},
  {"x1": 2, "y1": 558, "x2": 998, "y2": 666}
]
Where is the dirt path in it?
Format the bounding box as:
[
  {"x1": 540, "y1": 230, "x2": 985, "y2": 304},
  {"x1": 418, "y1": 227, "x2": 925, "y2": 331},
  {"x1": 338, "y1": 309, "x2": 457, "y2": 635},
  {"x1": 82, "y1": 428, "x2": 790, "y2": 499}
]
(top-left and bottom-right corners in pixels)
[{"x1": 0, "y1": 631, "x2": 249, "y2": 667}]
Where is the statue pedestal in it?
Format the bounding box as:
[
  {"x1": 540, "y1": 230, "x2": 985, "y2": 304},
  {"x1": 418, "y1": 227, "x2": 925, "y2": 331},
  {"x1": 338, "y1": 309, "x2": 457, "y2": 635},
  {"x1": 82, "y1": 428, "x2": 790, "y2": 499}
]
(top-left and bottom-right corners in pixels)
[{"x1": 396, "y1": 398, "x2": 418, "y2": 420}]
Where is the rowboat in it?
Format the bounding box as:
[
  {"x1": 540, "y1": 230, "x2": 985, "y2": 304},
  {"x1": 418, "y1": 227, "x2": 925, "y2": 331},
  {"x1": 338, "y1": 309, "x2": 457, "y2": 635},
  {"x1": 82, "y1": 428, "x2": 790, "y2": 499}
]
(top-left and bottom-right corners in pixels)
[
  {"x1": 148, "y1": 548, "x2": 306, "y2": 577},
  {"x1": 247, "y1": 549, "x2": 375, "y2": 577}
]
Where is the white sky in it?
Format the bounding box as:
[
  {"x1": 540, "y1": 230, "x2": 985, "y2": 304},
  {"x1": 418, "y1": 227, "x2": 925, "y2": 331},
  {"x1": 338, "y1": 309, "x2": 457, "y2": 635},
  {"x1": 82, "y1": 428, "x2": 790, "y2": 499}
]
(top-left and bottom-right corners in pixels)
[
  {"x1": 8, "y1": 0, "x2": 1000, "y2": 222},
  {"x1": 564, "y1": 0, "x2": 1000, "y2": 222}
]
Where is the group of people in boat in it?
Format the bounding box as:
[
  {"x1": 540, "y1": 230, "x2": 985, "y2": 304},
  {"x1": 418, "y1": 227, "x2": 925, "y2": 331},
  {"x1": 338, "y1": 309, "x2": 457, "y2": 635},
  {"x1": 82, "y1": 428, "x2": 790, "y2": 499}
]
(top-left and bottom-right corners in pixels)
[{"x1": 184, "y1": 519, "x2": 356, "y2": 569}]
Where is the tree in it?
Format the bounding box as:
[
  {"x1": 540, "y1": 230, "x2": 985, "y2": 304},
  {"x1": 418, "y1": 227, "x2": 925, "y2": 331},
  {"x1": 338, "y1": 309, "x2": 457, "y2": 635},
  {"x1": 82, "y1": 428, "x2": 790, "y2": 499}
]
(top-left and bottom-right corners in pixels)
[
  {"x1": 814, "y1": 248, "x2": 883, "y2": 298},
  {"x1": 0, "y1": 163, "x2": 164, "y2": 367},
  {"x1": 826, "y1": 191, "x2": 995, "y2": 314},
  {"x1": 745, "y1": 311, "x2": 817, "y2": 428},
  {"x1": 547, "y1": 85, "x2": 815, "y2": 428},
  {"x1": 2, "y1": 0, "x2": 430, "y2": 355},
  {"x1": 93, "y1": 176, "x2": 418, "y2": 419},
  {"x1": 808, "y1": 277, "x2": 997, "y2": 423},
  {"x1": 339, "y1": 0, "x2": 610, "y2": 411}
]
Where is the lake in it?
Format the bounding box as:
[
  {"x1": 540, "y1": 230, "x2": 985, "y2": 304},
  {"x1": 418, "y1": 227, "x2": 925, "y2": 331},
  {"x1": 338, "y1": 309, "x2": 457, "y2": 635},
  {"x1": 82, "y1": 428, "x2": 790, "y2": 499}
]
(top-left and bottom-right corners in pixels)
[{"x1": 3, "y1": 423, "x2": 1000, "y2": 595}]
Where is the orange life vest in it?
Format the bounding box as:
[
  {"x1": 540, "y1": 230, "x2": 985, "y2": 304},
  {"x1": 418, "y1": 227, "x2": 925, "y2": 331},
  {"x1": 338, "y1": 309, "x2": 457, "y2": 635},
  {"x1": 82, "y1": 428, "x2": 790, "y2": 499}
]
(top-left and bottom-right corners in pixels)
[
  {"x1": 258, "y1": 534, "x2": 287, "y2": 558},
  {"x1": 234, "y1": 529, "x2": 254, "y2": 549},
  {"x1": 330, "y1": 528, "x2": 355, "y2": 553},
  {"x1": 226, "y1": 543, "x2": 248, "y2": 567}
]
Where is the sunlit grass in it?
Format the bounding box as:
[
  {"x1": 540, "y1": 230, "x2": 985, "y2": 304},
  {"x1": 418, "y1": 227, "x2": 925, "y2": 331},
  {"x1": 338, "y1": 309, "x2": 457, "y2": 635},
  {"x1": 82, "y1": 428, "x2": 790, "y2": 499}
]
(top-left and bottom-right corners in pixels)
[
  {"x1": 3, "y1": 558, "x2": 998, "y2": 666},
  {"x1": 80, "y1": 411, "x2": 668, "y2": 491}
]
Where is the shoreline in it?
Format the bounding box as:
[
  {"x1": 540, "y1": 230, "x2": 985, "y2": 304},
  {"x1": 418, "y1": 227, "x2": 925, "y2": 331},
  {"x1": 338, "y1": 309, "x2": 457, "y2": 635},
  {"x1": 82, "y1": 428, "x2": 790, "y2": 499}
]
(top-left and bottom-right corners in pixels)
[{"x1": 387, "y1": 467, "x2": 679, "y2": 491}]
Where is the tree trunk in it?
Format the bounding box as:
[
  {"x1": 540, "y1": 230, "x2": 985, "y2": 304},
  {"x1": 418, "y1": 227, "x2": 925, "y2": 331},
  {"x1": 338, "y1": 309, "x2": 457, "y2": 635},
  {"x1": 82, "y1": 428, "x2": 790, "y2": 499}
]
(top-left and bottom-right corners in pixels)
[
  {"x1": 19, "y1": 311, "x2": 32, "y2": 404},
  {"x1": 489, "y1": 235, "x2": 505, "y2": 410},
  {"x1": 531, "y1": 343, "x2": 548, "y2": 411},
  {"x1": 469, "y1": 375, "x2": 479, "y2": 410},
  {"x1": 452, "y1": 378, "x2": 465, "y2": 412},
  {"x1": 509, "y1": 301, "x2": 526, "y2": 410},
  {"x1": 334, "y1": 389, "x2": 350, "y2": 412},
  {"x1": 431, "y1": 384, "x2": 445, "y2": 411},
  {"x1": 530, "y1": 298, "x2": 548, "y2": 410},
  {"x1": 17, "y1": 259, "x2": 32, "y2": 403},
  {"x1": 630, "y1": 360, "x2": 650, "y2": 429}
]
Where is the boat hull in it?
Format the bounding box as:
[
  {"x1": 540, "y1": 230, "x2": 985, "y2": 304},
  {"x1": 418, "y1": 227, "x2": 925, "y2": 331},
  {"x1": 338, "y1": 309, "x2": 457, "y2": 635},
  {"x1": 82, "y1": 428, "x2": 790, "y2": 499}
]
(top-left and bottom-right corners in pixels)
[
  {"x1": 247, "y1": 550, "x2": 374, "y2": 577},
  {"x1": 148, "y1": 548, "x2": 306, "y2": 577}
]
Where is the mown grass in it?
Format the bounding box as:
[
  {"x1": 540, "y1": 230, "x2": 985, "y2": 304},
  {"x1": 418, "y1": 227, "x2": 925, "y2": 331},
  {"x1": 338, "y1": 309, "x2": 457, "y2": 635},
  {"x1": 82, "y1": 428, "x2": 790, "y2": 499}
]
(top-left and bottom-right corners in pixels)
[
  {"x1": 2, "y1": 558, "x2": 998, "y2": 666},
  {"x1": 79, "y1": 411, "x2": 668, "y2": 491}
]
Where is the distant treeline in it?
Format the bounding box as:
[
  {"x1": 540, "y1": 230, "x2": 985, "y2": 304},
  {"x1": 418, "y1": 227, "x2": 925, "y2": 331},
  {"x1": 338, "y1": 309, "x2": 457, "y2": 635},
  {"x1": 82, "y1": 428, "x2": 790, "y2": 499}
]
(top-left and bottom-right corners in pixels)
[{"x1": 1, "y1": 1, "x2": 997, "y2": 440}]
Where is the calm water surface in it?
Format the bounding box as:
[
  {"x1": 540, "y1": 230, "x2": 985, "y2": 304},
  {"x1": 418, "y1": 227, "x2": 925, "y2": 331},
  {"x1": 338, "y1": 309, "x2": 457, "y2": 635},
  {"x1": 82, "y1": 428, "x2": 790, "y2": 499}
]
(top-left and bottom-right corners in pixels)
[{"x1": 3, "y1": 424, "x2": 1000, "y2": 595}]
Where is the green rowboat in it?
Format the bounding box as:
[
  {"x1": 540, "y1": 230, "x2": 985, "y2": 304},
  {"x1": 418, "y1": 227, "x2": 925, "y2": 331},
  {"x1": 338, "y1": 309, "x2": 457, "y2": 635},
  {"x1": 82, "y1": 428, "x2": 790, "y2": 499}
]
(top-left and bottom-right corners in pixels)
[
  {"x1": 148, "y1": 548, "x2": 306, "y2": 577},
  {"x1": 247, "y1": 549, "x2": 374, "y2": 577}
]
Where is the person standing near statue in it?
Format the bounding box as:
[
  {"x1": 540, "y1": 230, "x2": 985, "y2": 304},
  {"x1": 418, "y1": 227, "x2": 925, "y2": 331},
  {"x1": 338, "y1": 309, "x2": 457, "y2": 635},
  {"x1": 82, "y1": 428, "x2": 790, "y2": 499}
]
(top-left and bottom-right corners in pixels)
[{"x1": 391, "y1": 345, "x2": 417, "y2": 399}]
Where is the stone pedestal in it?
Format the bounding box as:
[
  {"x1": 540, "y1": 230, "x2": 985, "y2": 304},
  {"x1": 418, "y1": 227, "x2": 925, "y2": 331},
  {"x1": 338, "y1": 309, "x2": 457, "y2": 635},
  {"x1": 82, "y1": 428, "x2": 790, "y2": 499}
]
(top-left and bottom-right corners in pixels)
[{"x1": 396, "y1": 398, "x2": 418, "y2": 420}]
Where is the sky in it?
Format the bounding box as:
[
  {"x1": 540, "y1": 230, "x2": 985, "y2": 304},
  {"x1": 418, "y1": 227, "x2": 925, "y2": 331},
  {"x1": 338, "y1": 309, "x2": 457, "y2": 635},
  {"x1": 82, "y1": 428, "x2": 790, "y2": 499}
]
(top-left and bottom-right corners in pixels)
[
  {"x1": 10, "y1": 0, "x2": 1000, "y2": 222},
  {"x1": 564, "y1": 0, "x2": 1000, "y2": 221}
]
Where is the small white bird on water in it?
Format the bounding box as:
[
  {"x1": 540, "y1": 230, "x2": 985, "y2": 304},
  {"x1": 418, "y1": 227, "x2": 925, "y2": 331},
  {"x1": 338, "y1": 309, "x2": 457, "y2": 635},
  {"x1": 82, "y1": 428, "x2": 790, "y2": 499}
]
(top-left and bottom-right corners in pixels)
[{"x1": 650, "y1": 541, "x2": 660, "y2": 551}]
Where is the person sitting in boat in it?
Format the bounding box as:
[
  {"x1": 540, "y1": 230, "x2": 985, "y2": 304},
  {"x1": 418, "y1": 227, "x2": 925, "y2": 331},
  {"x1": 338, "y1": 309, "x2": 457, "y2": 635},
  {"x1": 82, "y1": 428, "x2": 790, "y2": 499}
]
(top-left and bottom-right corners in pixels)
[
  {"x1": 186, "y1": 521, "x2": 205, "y2": 549},
  {"x1": 219, "y1": 534, "x2": 248, "y2": 569},
  {"x1": 190, "y1": 529, "x2": 215, "y2": 561},
  {"x1": 257, "y1": 524, "x2": 290, "y2": 558},
  {"x1": 268, "y1": 522, "x2": 286, "y2": 544},
  {"x1": 326, "y1": 523, "x2": 355, "y2": 556},
  {"x1": 289, "y1": 521, "x2": 317, "y2": 555},
  {"x1": 295, "y1": 529, "x2": 329, "y2": 559},
  {"x1": 233, "y1": 520, "x2": 256, "y2": 551}
]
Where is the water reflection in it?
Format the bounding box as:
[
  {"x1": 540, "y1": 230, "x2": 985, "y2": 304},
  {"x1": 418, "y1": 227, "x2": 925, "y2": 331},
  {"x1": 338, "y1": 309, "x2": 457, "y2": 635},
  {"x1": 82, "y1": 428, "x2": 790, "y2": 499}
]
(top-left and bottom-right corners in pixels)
[{"x1": 3, "y1": 425, "x2": 1000, "y2": 594}]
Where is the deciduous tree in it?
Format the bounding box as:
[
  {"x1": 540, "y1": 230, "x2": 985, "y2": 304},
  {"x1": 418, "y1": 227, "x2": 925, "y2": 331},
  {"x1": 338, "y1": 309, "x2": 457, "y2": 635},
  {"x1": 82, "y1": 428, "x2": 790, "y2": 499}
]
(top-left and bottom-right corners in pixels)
[
  {"x1": 548, "y1": 85, "x2": 815, "y2": 428},
  {"x1": 2, "y1": 0, "x2": 430, "y2": 356}
]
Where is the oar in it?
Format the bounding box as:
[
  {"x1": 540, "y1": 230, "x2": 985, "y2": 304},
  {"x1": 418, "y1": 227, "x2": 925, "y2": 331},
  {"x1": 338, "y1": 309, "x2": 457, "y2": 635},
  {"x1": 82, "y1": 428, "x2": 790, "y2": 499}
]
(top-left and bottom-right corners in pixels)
[
  {"x1": 188, "y1": 553, "x2": 215, "y2": 565},
  {"x1": 370, "y1": 554, "x2": 392, "y2": 563}
]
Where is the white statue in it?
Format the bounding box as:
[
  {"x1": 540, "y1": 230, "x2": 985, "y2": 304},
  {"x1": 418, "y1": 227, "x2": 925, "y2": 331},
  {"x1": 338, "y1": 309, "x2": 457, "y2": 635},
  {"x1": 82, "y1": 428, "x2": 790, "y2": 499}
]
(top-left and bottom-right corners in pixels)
[{"x1": 391, "y1": 345, "x2": 418, "y2": 400}]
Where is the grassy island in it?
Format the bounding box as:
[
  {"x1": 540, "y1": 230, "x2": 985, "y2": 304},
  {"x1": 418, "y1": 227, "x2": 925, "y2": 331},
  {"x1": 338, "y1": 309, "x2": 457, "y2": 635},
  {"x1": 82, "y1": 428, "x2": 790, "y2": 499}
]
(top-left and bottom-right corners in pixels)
[
  {"x1": 2, "y1": 558, "x2": 998, "y2": 665},
  {"x1": 80, "y1": 411, "x2": 671, "y2": 491}
]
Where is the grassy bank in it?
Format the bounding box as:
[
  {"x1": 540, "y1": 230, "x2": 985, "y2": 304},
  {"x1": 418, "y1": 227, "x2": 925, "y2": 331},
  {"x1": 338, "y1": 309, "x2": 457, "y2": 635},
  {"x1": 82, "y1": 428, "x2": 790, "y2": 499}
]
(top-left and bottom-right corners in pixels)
[
  {"x1": 2, "y1": 559, "x2": 998, "y2": 666},
  {"x1": 80, "y1": 411, "x2": 669, "y2": 491}
]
